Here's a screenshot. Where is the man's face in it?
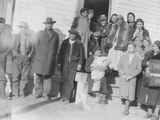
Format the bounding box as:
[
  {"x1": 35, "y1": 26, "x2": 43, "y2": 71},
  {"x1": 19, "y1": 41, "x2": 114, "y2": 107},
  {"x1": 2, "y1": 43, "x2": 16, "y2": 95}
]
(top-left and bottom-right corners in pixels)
[
  {"x1": 45, "y1": 23, "x2": 53, "y2": 30},
  {"x1": 69, "y1": 33, "x2": 76, "y2": 40}
]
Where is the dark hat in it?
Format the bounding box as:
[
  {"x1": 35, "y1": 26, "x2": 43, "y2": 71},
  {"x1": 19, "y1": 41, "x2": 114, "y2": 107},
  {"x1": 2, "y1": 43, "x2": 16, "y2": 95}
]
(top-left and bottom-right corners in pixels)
[
  {"x1": 0, "y1": 17, "x2": 6, "y2": 23},
  {"x1": 80, "y1": 8, "x2": 88, "y2": 14},
  {"x1": 43, "y1": 17, "x2": 56, "y2": 24},
  {"x1": 68, "y1": 29, "x2": 81, "y2": 40}
]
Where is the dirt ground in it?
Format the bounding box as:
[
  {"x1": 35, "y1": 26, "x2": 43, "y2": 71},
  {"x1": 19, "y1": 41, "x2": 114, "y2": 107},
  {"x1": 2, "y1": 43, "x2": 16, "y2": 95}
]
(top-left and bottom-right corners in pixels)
[{"x1": 0, "y1": 95, "x2": 154, "y2": 120}]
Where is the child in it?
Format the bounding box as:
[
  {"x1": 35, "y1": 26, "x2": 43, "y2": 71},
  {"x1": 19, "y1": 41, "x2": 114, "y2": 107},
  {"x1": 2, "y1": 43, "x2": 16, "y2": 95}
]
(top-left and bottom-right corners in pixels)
[{"x1": 90, "y1": 50, "x2": 109, "y2": 103}]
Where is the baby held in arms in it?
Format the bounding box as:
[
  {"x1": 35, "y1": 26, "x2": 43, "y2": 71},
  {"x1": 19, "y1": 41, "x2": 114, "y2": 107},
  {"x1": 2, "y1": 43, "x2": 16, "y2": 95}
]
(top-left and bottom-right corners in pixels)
[{"x1": 90, "y1": 50, "x2": 110, "y2": 98}]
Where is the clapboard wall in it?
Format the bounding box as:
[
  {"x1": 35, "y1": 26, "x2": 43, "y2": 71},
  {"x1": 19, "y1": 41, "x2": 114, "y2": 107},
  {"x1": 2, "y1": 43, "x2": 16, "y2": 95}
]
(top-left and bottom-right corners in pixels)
[
  {"x1": 0, "y1": 0, "x2": 8, "y2": 18},
  {"x1": 13, "y1": 0, "x2": 84, "y2": 37},
  {"x1": 111, "y1": 0, "x2": 160, "y2": 42}
]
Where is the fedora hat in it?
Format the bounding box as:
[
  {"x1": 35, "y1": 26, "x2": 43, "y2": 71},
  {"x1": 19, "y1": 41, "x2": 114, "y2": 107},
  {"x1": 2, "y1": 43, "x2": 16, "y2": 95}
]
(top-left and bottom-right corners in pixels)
[{"x1": 43, "y1": 17, "x2": 56, "y2": 24}]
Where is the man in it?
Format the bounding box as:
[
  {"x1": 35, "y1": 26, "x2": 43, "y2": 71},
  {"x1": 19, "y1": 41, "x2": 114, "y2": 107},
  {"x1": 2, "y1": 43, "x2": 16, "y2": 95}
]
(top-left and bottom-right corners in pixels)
[
  {"x1": 12, "y1": 22, "x2": 34, "y2": 97},
  {"x1": 33, "y1": 17, "x2": 59, "y2": 100},
  {"x1": 58, "y1": 29, "x2": 85, "y2": 103},
  {"x1": 0, "y1": 17, "x2": 13, "y2": 99},
  {"x1": 71, "y1": 8, "x2": 90, "y2": 58}
]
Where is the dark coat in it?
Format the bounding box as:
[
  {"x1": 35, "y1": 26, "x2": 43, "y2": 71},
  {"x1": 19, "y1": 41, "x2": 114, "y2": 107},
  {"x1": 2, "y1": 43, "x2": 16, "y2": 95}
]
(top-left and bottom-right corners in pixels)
[
  {"x1": 58, "y1": 38, "x2": 85, "y2": 99},
  {"x1": 58, "y1": 39, "x2": 84, "y2": 70},
  {"x1": 32, "y1": 29, "x2": 59, "y2": 75},
  {"x1": 138, "y1": 51, "x2": 160, "y2": 106}
]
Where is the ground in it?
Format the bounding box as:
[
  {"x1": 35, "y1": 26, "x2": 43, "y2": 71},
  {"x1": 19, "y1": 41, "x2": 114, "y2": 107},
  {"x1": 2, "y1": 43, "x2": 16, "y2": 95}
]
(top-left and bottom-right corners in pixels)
[{"x1": 0, "y1": 95, "x2": 154, "y2": 120}]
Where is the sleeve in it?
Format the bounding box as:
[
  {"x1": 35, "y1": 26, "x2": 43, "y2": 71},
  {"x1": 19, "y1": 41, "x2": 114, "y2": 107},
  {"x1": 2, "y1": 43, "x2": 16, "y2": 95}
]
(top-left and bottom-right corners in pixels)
[
  {"x1": 57, "y1": 40, "x2": 65, "y2": 65},
  {"x1": 28, "y1": 31, "x2": 36, "y2": 58},
  {"x1": 144, "y1": 29, "x2": 151, "y2": 44},
  {"x1": 78, "y1": 42, "x2": 85, "y2": 66},
  {"x1": 122, "y1": 23, "x2": 129, "y2": 46}
]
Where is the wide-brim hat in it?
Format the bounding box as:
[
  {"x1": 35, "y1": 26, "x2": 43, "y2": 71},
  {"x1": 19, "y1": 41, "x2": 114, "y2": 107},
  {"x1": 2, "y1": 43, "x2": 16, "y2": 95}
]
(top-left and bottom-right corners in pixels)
[
  {"x1": 43, "y1": 17, "x2": 56, "y2": 24},
  {"x1": 68, "y1": 29, "x2": 81, "y2": 40}
]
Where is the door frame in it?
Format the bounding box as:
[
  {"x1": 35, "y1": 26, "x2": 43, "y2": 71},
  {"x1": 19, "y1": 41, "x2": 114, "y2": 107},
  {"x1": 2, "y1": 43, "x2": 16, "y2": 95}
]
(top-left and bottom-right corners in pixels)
[
  {"x1": 108, "y1": 0, "x2": 112, "y2": 21},
  {"x1": 83, "y1": 0, "x2": 112, "y2": 21}
]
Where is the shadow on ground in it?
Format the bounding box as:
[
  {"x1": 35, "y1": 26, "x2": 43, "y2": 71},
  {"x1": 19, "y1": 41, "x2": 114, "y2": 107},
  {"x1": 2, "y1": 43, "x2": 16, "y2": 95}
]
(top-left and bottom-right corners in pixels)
[{"x1": 15, "y1": 97, "x2": 61, "y2": 114}]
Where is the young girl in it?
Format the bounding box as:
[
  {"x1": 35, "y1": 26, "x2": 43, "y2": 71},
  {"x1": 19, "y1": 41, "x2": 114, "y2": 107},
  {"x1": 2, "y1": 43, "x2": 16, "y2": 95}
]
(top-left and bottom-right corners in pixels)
[
  {"x1": 118, "y1": 43, "x2": 142, "y2": 115},
  {"x1": 90, "y1": 50, "x2": 109, "y2": 103}
]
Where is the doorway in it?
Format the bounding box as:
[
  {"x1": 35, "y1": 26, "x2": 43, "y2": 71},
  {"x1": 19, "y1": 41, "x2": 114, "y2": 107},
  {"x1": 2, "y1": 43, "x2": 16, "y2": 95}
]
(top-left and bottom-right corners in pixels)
[{"x1": 84, "y1": 0, "x2": 110, "y2": 20}]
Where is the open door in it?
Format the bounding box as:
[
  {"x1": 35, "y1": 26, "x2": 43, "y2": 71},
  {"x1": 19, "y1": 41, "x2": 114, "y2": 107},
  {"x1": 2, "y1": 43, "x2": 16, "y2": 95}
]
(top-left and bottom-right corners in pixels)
[{"x1": 84, "y1": 0, "x2": 109, "y2": 20}]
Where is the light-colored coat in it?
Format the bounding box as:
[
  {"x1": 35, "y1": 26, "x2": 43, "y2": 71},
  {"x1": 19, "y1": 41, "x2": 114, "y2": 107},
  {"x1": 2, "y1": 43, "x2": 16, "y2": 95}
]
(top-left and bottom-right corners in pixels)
[{"x1": 118, "y1": 53, "x2": 142, "y2": 101}]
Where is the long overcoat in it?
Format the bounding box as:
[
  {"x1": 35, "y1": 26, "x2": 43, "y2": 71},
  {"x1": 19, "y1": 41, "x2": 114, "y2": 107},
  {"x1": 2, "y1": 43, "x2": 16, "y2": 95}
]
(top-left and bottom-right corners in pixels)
[{"x1": 32, "y1": 29, "x2": 59, "y2": 75}]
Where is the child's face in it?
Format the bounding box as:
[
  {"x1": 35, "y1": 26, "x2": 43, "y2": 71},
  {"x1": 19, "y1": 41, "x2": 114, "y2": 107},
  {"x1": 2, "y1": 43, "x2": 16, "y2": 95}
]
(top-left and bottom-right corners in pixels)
[{"x1": 94, "y1": 50, "x2": 101, "y2": 57}]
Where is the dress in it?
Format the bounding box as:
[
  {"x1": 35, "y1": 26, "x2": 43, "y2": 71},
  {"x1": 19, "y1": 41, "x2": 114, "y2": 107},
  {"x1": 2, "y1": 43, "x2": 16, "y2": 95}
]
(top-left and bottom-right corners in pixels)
[
  {"x1": 118, "y1": 53, "x2": 142, "y2": 101},
  {"x1": 138, "y1": 52, "x2": 160, "y2": 106}
]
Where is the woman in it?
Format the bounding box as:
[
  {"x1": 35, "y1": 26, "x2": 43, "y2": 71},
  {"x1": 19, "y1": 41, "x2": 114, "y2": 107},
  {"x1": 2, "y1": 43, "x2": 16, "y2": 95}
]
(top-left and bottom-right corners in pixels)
[
  {"x1": 133, "y1": 19, "x2": 151, "y2": 55},
  {"x1": 95, "y1": 14, "x2": 111, "y2": 54},
  {"x1": 138, "y1": 41, "x2": 160, "y2": 120},
  {"x1": 71, "y1": 8, "x2": 90, "y2": 58},
  {"x1": 127, "y1": 12, "x2": 136, "y2": 42},
  {"x1": 118, "y1": 43, "x2": 142, "y2": 115},
  {"x1": 107, "y1": 13, "x2": 118, "y2": 44}
]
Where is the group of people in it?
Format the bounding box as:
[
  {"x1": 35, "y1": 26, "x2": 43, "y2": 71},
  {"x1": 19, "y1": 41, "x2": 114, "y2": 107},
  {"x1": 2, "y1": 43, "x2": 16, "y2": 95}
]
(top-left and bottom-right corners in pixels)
[{"x1": 0, "y1": 7, "x2": 160, "y2": 120}]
